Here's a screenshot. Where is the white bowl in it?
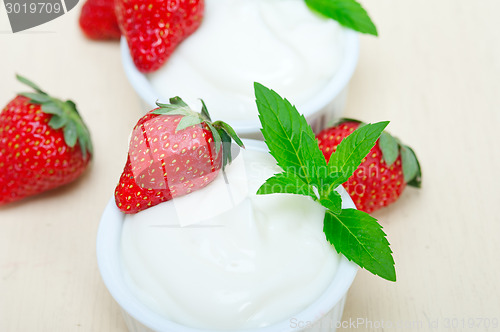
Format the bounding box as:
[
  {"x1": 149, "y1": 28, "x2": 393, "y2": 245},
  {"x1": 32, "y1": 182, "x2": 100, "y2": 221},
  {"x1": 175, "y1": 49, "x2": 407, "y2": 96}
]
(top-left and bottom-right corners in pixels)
[
  {"x1": 97, "y1": 139, "x2": 358, "y2": 332},
  {"x1": 120, "y1": 29, "x2": 359, "y2": 139}
]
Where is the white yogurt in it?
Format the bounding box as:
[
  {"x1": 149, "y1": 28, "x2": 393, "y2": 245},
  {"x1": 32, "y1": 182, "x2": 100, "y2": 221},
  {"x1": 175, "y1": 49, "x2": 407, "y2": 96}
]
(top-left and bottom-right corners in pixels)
[
  {"x1": 121, "y1": 149, "x2": 341, "y2": 330},
  {"x1": 148, "y1": 0, "x2": 346, "y2": 124}
]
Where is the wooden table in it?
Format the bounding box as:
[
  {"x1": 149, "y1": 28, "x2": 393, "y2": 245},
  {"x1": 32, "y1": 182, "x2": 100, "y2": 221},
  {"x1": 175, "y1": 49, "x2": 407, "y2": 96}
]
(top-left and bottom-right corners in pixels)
[{"x1": 1, "y1": 0, "x2": 499, "y2": 331}]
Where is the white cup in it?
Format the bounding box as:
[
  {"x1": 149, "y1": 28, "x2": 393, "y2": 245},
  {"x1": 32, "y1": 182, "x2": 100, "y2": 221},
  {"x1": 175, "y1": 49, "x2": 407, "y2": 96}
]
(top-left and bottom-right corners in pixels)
[
  {"x1": 120, "y1": 29, "x2": 359, "y2": 139},
  {"x1": 97, "y1": 140, "x2": 358, "y2": 332}
]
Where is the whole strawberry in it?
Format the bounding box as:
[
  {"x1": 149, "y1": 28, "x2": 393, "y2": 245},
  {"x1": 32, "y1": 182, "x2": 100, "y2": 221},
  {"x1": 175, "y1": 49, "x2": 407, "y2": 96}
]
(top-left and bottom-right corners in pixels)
[
  {"x1": 115, "y1": 0, "x2": 204, "y2": 73},
  {"x1": 316, "y1": 120, "x2": 421, "y2": 213},
  {"x1": 115, "y1": 98, "x2": 243, "y2": 213},
  {"x1": 0, "y1": 75, "x2": 93, "y2": 206},
  {"x1": 79, "y1": 0, "x2": 121, "y2": 40}
]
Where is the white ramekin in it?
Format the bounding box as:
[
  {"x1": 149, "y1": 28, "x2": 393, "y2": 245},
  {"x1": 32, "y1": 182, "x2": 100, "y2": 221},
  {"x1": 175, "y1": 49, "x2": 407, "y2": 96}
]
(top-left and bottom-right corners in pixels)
[
  {"x1": 120, "y1": 29, "x2": 359, "y2": 139},
  {"x1": 97, "y1": 139, "x2": 358, "y2": 332}
]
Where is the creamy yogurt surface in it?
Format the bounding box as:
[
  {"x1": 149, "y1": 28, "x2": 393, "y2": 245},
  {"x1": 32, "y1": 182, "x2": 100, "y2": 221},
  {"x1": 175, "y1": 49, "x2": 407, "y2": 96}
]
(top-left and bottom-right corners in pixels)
[
  {"x1": 148, "y1": 0, "x2": 346, "y2": 125},
  {"x1": 121, "y1": 149, "x2": 341, "y2": 330}
]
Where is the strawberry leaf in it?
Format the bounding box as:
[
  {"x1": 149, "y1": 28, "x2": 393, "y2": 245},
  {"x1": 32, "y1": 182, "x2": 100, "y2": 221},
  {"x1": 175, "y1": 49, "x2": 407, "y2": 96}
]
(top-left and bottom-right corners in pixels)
[
  {"x1": 169, "y1": 96, "x2": 188, "y2": 107},
  {"x1": 200, "y1": 99, "x2": 212, "y2": 121},
  {"x1": 213, "y1": 120, "x2": 245, "y2": 148},
  {"x1": 18, "y1": 75, "x2": 92, "y2": 159},
  {"x1": 153, "y1": 105, "x2": 192, "y2": 116},
  {"x1": 324, "y1": 209, "x2": 396, "y2": 281},
  {"x1": 154, "y1": 97, "x2": 243, "y2": 169},
  {"x1": 63, "y1": 121, "x2": 78, "y2": 148},
  {"x1": 48, "y1": 115, "x2": 67, "y2": 129},
  {"x1": 176, "y1": 115, "x2": 203, "y2": 132},
  {"x1": 379, "y1": 131, "x2": 399, "y2": 166},
  {"x1": 41, "y1": 103, "x2": 63, "y2": 116},
  {"x1": 401, "y1": 145, "x2": 421, "y2": 186},
  {"x1": 206, "y1": 121, "x2": 222, "y2": 156},
  {"x1": 218, "y1": 128, "x2": 232, "y2": 169},
  {"x1": 20, "y1": 92, "x2": 52, "y2": 104},
  {"x1": 16, "y1": 74, "x2": 46, "y2": 94}
]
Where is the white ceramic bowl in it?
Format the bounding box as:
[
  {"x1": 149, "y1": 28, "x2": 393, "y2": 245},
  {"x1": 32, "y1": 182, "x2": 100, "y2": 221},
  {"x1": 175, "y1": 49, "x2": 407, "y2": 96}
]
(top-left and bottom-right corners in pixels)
[
  {"x1": 120, "y1": 29, "x2": 359, "y2": 139},
  {"x1": 97, "y1": 140, "x2": 358, "y2": 332}
]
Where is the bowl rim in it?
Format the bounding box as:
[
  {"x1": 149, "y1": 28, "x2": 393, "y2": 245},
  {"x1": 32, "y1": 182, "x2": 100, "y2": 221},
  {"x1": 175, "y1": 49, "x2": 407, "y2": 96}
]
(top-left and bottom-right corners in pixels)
[
  {"x1": 120, "y1": 28, "x2": 359, "y2": 135},
  {"x1": 97, "y1": 139, "x2": 358, "y2": 332}
]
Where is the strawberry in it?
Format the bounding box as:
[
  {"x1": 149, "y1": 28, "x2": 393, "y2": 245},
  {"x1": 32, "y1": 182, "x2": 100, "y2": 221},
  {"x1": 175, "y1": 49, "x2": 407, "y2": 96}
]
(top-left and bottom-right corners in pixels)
[
  {"x1": 115, "y1": 98, "x2": 243, "y2": 214},
  {"x1": 0, "y1": 75, "x2": 93, "y2": 206},
  {"x1": 79, "y1": 0, "x2": 121, "y2": 40},
  {"x1": 115, "y1": 0, "x2": 204, "y2": 73},
  {"x1": 316, "y1": 119, "x2": 421, "y2": 213}
]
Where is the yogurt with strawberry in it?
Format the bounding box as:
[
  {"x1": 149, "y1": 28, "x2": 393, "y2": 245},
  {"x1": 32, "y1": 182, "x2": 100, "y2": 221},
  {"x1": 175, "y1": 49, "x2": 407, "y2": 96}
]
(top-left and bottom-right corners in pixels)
[
  {"x1": 121, "y1": 148, "x2": 341, "y2": 330},
  {"x1": 148, "y1": 0, "x2": 346, "y2": 125}
]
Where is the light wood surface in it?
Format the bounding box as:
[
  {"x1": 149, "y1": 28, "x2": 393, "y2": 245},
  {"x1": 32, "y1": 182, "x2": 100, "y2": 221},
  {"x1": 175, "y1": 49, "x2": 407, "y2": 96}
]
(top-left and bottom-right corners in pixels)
[{"x1": 1, "y1": 0, "x2": 499, "y2": 331}]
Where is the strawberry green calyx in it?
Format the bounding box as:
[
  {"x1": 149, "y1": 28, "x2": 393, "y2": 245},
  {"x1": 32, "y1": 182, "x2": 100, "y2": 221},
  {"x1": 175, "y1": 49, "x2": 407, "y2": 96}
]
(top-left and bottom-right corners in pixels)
[
  {"x1": 16, "y1": 74, "x2": 93, "y2": 160},
  {"x1": 152, "y1": 98, "x2": 244, "y2": 169},
  {"x1": 335, "y1": 118, "x2": 422, "y2": 188}
]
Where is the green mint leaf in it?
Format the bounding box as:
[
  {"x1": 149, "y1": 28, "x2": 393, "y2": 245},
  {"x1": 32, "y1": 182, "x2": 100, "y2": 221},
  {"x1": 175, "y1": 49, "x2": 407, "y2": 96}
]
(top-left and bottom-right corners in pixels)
[
  {"x1": 305, "y1": 0, "x2": 378, "y2": 36},
  {"x1": 257, "y1": 172, "x2": 317, "y2": 200},
  {"x1": 379, "y1": 131, "x2": 399, "y2": 166},
  {"x1": 324, "y1": 209, "x2": 396, "y2": 281},
  {"x1": 327, "y1": 121, "x2": 389, "y2": 189},
  {"x1": 254, "y1": 83, "x2": 394, "y2": 281},
  {"x1": 319, "y1": 187, "x2": 342, "y2": 215},
  {"x1": 254, "y1": 82, "x2": 326, "y2": 188},
  {"x1": 401, "y1": 145, "x2": 421, "y2": 185},
  {"x1": 298, "y1": 131, "x2": 328, "y2": 182},
  {"x1": 175, "y1": 115, "x2": 203, "y2": 132}
]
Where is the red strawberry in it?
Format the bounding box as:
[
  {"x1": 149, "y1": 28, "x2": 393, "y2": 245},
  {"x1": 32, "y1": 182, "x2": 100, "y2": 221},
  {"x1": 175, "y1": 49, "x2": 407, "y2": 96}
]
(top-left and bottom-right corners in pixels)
[
  {"x1": 316, "y1": 120, "x2": 421, "y2": 213},
  {"x1": 115, "y1": 98, "x2": 243, "y2": 214},
  {"x1": 115, "y1": 0, "x2": 204, "y2": 73},
  {"x1": 0, "y1": 75, "x2": 93, "y2": 206},
  {"x1": 79, "y1": 0, "x2": 121, "y2": 40}
]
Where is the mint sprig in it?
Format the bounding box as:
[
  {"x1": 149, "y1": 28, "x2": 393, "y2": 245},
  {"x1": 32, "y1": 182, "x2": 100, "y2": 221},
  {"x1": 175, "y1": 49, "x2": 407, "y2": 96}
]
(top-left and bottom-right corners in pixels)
[
  {"x1": 254, "y1": 83, "x2": 395, "y2": 281},
  {"x1": 305, "y1": 0, "x2": 378, "y2": 36}
]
